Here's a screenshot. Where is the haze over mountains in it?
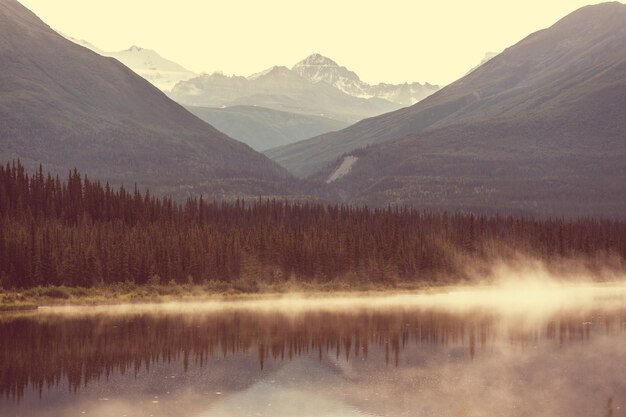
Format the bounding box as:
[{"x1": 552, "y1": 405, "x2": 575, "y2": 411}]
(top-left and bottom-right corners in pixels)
[
  {"x1": 63, "y1": 33, "x2": 437, "y2": 149},
  {"x1": 169, "y1": 55, "x2": 439, "y2": 123},
  {"x1": 0, "y1": 0, "x2": 290, "y2": 197},
  {"x1": 185, "y1": 105, "x2": 348, "y2": 151},
  {"x1": 279, "y1": 2, "x2": 626, "y2": 217},
  {"x1": 169, "y1": 65, "x2": 398, "y2": 124},
  {"x1": 62, "y1": 35, "x2": 440, "y2": 114}
]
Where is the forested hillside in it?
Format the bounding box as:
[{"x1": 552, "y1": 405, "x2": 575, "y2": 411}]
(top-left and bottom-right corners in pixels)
[{"x1": 0, "y1": 162, "x2": 624, "y2": 288}]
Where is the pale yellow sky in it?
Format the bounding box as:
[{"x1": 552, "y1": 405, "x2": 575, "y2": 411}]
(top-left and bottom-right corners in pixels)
[{"x1": 19, "y1": 0, "x2": 614, "y2": 85}]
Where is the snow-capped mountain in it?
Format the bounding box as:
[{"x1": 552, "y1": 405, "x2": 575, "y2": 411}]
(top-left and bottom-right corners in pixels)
[
  {"x1": 292, "y1": 53, "x2": 370, "y2": 98},
  {"x1": 170, "y1": 66, "x2": 399, "y2": 123},
  {"x1": 60, "y1": 34, "x2": 196, "y2": 91},
  {"x1": 292, "y1": 53, "x2": 439, "y2": 106},
  {"x1": 171, "y1": 53, "x2": 438, "y2": 122},
  {"x1": 107, "y1": 46, "x2": 196, "y2": 91}
]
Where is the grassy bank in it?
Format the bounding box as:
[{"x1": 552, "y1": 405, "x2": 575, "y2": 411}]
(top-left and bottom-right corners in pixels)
[{"x1": 0, "y1": 280, "x2": 441, "y2": 309}]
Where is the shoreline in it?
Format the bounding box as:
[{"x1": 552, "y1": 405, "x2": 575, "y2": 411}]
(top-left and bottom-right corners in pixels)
[
  {"x1": 2, "y1": 280, "x2": 625, "y2": 312},
  {"x1": 0, "y1": 281, "x2": 445, "y2": 310}
]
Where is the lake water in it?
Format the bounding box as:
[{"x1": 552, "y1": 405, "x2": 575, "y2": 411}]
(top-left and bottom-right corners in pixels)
[{"x1": 1, "y1": 284, "x2": 625, "y2": 417}]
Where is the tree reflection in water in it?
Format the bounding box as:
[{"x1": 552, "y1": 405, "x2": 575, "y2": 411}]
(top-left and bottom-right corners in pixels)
[{"x1": 0, "y1": 305, "x2": 624, "y2": 404}]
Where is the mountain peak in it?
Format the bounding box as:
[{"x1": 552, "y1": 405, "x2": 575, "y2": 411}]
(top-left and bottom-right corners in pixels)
[
  {"x1": 294, "y1": 53, "x2": 339, "y2": 68},
  {"x1": 292, "y1": 53, "x2": 363, "y2": 89},
  {"x1": 289, "y1": 52, "x2": 438, "y2": 104}
]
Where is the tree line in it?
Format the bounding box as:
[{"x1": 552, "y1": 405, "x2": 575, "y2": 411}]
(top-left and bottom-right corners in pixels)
[{"x1": 0, "y1": 161, "x2": 624, "y2": 288}]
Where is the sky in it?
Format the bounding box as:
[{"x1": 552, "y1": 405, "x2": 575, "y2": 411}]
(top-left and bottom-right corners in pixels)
[{"x1": 19, "y1": 0, "x2": 613, "y2": 86}]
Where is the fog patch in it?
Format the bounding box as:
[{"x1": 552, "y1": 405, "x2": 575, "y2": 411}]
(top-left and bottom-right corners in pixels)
[{"x1": 28, "y1": 270, "x2": 626, "y2": 321}]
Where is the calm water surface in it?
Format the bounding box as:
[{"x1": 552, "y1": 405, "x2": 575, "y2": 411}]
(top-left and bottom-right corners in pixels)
[{"x1": 1, "y1": 284, "x2": 625, "y2": 417}]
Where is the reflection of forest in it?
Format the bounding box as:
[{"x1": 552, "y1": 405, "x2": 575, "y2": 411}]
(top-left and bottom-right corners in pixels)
[{"x1": 0, "y1": 308, "x2": 623, "y2": 401}]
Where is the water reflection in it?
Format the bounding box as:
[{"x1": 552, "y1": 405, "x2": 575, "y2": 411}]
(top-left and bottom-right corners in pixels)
[{"x1": 0, "y1": 288, "x2": 625, "y2": 417}]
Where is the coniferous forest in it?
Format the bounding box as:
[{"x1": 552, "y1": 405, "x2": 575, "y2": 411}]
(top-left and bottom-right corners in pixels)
[{"x1": 0, "y1": 161, "x2": 624, "y2": 289}]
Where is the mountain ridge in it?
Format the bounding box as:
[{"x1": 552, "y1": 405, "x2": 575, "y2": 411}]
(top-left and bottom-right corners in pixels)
[
  {"x1": 170, "y1": 53, "x2": 439, "y2": 123},
  {"x1": 292, "y1": 53, "x2": 439, "y2": 105},
  {"x1": 169, "y1": 64, "x2": 400, "y2": 123}
]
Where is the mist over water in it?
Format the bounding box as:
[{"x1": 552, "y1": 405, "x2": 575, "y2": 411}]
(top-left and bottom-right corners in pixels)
[{"x1": 1, "y1": 280, "x2": 625, "y2": 417}]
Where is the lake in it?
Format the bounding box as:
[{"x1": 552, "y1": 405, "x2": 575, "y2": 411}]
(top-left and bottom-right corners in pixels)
[{"x1": 1, "y1": 283, "x2": 625, "y2": 417}]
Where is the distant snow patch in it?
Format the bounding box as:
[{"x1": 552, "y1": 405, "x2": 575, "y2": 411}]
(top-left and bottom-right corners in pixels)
[{"x1": 326, "y1": 155, "x2": 358, "y2": 183}]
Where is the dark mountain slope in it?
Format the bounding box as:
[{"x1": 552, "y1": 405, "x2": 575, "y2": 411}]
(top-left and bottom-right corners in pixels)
[
  {"x1": 0, "y1": 0, "x2": 290, "y2": 197},
  {"x1": 310, "y1": 2, "x2": 626, "y2": 217}
]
